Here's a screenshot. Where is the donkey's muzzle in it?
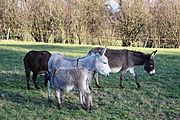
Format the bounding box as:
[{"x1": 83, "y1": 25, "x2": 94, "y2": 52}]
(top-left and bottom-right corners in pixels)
[
  {"x1": 149, "y1": 69, "x2": 155, "y2": 76},
  {"x1": 106, "y1": 73, "x2": 110, "y2": 76}
]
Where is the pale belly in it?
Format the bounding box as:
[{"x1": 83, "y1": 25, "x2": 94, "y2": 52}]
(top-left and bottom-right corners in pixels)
[
  {"x1": 64, "y1": 85, "x2": 74, "y2": 93},
  {"x1": 110, "y1": 67, "x2": 122, "y2": 73}
]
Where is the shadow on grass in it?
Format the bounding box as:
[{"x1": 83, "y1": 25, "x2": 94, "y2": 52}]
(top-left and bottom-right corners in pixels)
[
  {"x1": 0, "y1": 88, "x2": 50, "y2": 108},
  {"x1": 1, "y1": 88, "x2": 91, "y2": 111}
]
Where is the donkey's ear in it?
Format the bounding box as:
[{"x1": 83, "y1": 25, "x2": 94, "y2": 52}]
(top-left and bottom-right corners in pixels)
[
  {"x1": 101, "y1": 48, "x2": 107, "y2": 55},
  {"x1": 151, "y1": 50, "x2": 157, "y2": 58}
]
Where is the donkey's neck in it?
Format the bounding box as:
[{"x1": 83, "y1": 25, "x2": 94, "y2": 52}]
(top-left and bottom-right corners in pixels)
[
  {"x1": 131, "y1": 52, "x2": 150, "y2": 66},
  {"x1": 79, "y1": 55, "x2": 96, "y2": 71}
]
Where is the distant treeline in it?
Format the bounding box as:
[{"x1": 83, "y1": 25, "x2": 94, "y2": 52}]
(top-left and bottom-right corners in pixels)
[{"x1": 0, "y1": 0, "x2": 179, "y2": 48}]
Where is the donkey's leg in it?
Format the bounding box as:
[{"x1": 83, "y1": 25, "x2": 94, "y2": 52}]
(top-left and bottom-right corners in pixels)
[
  {"x1": 80, "y1": 90, "x2": 92, "y2": 111},
  {"x1": 79, "y1": 92, "x2": 85, "y2": 105},
  {"x1": 85, "y1": 92, "x2": 93, "y2": 111},
  {"x1": 25, "y1": 69, "x2": 31, "y2": 90},
  {"x1": 120, "y1": 71, "x2": 126, "y2": 88},
  {"x1": 79, "y1": 81, "x2": 87, "y2": 106},
  {"x1": 128, "y1": 68, "x2": 141, "y2": 89},
  {"x1": 32, "y1": 72, "x2": 40, "y2": 90},
  {"x1": 47, "y1": 80, "x2": 52, "y2": 102},
  {"x1": 54, "y1": 89, "x2": 62, "y2": 109},
  {"x1": 44, "y1": 72, "x2": 49, "y2": 87},
  {"x1": 79, "y1": 81, "x2": 92, "y2": 111},
  {"x1": 94, "y1": 73, "x2": 101, "y2": 88},
  {"x1": 44, "y1": 78, "x2": 48, "y2": 87}
]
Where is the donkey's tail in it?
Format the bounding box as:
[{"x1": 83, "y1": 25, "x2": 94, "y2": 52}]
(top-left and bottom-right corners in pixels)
[
  {"x1": 23, "y1": 51, "x2": 33, "y2": 70},
  {"x1": 24, "y1": 54, "x2": 29, "y2": 71}
]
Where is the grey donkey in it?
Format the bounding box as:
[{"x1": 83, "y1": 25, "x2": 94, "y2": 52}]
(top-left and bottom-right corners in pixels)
[{"x1": 50, "y1": 67, "x2": 93, "y2": 111}]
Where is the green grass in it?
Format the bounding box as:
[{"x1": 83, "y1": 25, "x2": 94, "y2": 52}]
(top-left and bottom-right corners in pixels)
[{"x1": 0, "y1": 41, "x2": 179, "y2": 120}]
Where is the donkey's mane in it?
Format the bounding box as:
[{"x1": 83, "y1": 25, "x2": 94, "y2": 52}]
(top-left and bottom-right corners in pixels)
[
  {"x1": 128, "y1": 50, "x2": 149, "y2": 57},
  {"x1": 78, "y1": 55, "x2": 87, "y2": 60}
]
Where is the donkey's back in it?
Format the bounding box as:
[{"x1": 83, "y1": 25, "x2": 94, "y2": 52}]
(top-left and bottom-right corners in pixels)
[
  {"x1": 48, "y1": 53, "x2": 79, "y2": 73},
  {"x1": 88, "y1": 48, "x2": 130, "y2": 70}
]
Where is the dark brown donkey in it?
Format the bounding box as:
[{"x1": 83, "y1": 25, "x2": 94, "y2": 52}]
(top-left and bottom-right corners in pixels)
[
  {"x1": 88, "y1": 48, "x2": 157, "y2": 89},
  {"x1": 24, "y1": 50, "x2": 51, "y2": 90}
]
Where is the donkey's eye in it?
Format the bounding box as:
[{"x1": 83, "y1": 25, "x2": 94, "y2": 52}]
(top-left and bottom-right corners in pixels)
[{"x1": 103, "y1": 62, "x2": 107, "y2": 64}]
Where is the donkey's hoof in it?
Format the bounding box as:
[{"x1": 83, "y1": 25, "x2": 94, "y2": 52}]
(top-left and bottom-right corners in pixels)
[
  {"x1": 96, "y1": 85, "x2": 101, "y2": 88},
  {"x1": 137, "y1": 85, "x2": 141, "y2": 90},
  {"x1": 85, "y1": 106, "x2": 92, "y2": 111},
  {"x1": 48, "y1": 99, "x2": 52, "y2": 103},
  {"x1": 35, "y1": 86, "x2": 40, "y2": 90},
  {"x1": 120, "y1": 84, "x2": 124, "y2": 89},
  {"x1": 57, "y1": 104, "x2": 62, "y2": 110},
  {"x1": 44, "y1": 83, "x2": 47, "y2": 87},
  {"x1": 89, "y1": 106, "x2": 93, "y2": 111},
  {"x1": 27, "y1": 86, "x2": 31, "y2": 90},
  {"x1": 137, "y1": 83, "x2": 141, "y2": 89}
]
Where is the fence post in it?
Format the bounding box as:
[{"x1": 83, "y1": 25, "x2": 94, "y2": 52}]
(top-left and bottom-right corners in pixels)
[
  {"x1": 6, "y1": 27, "x2": 10, "y2": 40},
  {"x1": 144, "y1": 37, "x2": 149, "y2": 48}
]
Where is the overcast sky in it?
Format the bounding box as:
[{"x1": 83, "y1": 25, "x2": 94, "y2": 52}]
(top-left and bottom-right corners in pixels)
[{"x1": 106, "y1": 0, "x2": 120, "y2": 13}]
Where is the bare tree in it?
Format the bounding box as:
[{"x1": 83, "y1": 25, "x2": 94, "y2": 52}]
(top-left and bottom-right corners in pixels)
[{"x1": 0, "y1": 0, "x2": 179, "y2": 47}]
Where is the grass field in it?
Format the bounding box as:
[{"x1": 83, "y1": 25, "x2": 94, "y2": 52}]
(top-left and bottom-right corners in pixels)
[{"x1": 0, "y1": 41, "x2": 179, "y2": 120}]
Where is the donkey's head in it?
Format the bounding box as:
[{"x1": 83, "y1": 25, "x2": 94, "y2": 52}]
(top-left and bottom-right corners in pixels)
[
  {"x1": 91, "y1": 48, "x2": 111, "y2": 76},
  {"x1": 144, "y1": 50, "x2": 157, "y2": 76}
]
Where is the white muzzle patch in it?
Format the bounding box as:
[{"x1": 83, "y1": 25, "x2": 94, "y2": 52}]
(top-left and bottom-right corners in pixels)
[{"x1": 150, "y1": 69, "x2": 155, "y2": 75}]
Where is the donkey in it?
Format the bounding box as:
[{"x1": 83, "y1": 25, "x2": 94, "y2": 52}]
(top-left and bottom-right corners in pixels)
[
  {"x1": 88, "y1": 47, "x2": 157, "y2": 89},
  {"x1": 50, "y1": 67, "x2": 93, "y2": 111},
  {"x1": 47, "y1": 48, "x2": 111, "y2": 100},
  {"x1": 24, "y1": 50, "x2": 51, "y2": 90}
]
